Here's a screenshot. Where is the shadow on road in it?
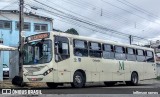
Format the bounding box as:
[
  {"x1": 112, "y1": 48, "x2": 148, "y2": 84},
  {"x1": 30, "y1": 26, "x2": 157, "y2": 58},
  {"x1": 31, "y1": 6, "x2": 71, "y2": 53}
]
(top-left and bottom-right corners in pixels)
[{"x1": 29, "y1": 83, "x2": 152, "y2": 90}]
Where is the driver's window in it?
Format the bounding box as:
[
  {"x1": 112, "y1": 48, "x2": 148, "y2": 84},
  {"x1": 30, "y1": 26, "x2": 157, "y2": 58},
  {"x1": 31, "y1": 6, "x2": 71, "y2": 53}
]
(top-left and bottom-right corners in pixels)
[
  {"x1": 59, "y1": 42, "x2": 69, "y2": 55},
  {"x1": 55, "y1": 36, "x2": 70, "y2": 62}
]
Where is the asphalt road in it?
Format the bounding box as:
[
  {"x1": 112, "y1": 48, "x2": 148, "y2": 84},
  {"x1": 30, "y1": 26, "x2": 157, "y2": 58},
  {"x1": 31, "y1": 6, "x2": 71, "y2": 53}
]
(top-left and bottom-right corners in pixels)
[
  {"x1": 35, "y1": 79, "x2": 160, "y2": 94},
  {"x1": 1, "y1": 79, "x2": 160, "y2": 95},
  {"x1": 41, "y1": 85, "x2": 159, "y2": 94}
]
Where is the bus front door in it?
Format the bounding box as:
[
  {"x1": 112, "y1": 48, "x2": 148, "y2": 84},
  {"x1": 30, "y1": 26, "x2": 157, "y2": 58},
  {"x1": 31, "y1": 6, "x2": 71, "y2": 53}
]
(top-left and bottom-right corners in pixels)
[{"x1": 55, "y1": 36, "x2": 71, "y2": 82}]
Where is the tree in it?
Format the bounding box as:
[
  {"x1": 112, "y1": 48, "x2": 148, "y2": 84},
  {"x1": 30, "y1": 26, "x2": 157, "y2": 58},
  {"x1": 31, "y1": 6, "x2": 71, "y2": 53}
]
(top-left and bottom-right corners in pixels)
[{"x1": 65, "y1": 28, "x2": 79, "y2": 35}]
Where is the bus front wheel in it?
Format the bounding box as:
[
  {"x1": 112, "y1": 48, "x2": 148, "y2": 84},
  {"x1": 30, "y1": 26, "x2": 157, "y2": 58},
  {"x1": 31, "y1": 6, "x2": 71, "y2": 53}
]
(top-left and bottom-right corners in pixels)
[
  {"x1": 46, "y1": 82, "x2": 58, "y2": 88},
  {"x1": 126, "y1": 72, "x2": 138, "y2": 86},
  {"x1": 71, "y1": 71, "x2": 85, "y2": 88}
]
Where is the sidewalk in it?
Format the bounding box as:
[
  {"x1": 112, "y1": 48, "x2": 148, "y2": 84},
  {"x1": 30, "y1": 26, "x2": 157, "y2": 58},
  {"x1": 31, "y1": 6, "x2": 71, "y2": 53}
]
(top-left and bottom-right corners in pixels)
[{"x1": 0, "y1": 79, "x2": 47, "y2": 88}]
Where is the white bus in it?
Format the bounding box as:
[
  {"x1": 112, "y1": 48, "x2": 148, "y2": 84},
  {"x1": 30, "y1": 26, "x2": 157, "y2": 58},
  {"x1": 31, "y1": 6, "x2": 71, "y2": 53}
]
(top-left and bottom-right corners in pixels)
[{"x1": 23, "y1": 32, "x2": 157, "y2": 88}]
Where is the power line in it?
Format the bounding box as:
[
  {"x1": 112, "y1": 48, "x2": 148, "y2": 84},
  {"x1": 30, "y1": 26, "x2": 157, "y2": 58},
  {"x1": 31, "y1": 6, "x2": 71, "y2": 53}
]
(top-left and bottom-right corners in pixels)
[
  {"x1": 122, "y1": 0, "x2": 160, "y2": 18},
  {"x1": 0, "y1": 0, "x2": 18, "y2": 10},
  {"x1": 58, "y1": 0, "x2": 140, "y2": 26},
  {"x1": 26, "y1": 0, "x2": 150, "y2": 42},
  {"x1": 26, "y1": 6, "x2": 120, "y2": 42},
  {"x1": 101, "y1": 0, "x2": 160, "y2": 25},
  {"x1": 116, "y1": 0, "x2": 160, "y2": 20},
  {"x1": 45, "y1": 0, "x2": 134, "y2": 33},
  {"x1": 57, "y1": 0, "x2": 155, "y2": 33}
]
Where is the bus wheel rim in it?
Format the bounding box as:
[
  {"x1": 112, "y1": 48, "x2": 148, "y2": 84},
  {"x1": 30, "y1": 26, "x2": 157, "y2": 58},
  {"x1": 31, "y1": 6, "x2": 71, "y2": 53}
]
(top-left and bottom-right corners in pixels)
[
  {"x1": 133, "y1": 75, "x2": 137, "y2": 84},
  {"x1": 75, "y1": 75, "x2": 82, "y2": 84}
]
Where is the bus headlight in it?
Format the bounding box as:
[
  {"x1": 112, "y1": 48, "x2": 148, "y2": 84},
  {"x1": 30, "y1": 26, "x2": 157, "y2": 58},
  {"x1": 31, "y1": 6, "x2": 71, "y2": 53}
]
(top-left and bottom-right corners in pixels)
[{"x1": 43, "y1": 68, "x2": 53, "y2": 76}]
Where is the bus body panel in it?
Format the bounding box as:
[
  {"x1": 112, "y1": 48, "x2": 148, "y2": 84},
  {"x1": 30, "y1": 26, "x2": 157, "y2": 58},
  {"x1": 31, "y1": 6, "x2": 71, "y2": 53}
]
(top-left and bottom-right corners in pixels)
[
  {"x1": 98, "y1": 59, "x2": 113, "y2": 81},
  {"x1": 23, "y1": 32, "x2": 157, "y2": 85},
  {"x1": 56, "y1": 59, "x2": 71, "y2": 82},
  {"x1": 144, "y1": 63, "x2": 156, "y2": 79}
]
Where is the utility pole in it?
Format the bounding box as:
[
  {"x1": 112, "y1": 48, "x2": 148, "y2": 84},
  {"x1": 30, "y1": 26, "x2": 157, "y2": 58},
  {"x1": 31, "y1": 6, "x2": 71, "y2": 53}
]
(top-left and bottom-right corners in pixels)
[
  {"x1": 12, "y1": 0, "x2": 24, "y2": 86},
  {"x1": 129, "y1": 35, "x2": 132, "y2": 45},
  {"x1": 100, "y1": 8, "x2": 103, "y2": 16},
  {"x1": 19, "y1": 0, "x2": 24, "y2": 77}
]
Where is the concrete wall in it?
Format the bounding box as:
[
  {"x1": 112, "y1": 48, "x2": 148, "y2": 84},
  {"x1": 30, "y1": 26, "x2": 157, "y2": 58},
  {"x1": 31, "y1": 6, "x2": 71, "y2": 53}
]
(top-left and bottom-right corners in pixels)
[{"x1": 0, "y1": 13, "x2": 53, "y2": 79}]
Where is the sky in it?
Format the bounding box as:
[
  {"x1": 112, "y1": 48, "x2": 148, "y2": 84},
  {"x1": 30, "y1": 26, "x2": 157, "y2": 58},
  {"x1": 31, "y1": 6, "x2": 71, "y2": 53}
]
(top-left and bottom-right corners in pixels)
[{"x1": 0, "y1": 0, "x2": 160, "y2": 44}]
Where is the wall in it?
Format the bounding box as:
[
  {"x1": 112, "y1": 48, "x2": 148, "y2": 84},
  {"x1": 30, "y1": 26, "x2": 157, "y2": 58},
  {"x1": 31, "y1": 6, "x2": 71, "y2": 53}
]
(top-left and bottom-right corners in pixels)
[{"x1": 0, "y1": 13, "x2": 53, "y2": 79}]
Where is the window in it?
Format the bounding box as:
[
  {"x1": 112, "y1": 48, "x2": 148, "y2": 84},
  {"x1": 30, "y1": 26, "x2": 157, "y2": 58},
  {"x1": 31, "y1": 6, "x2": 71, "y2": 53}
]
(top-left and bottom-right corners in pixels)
[
  {"x1": 35, "y1": 24, "x2": 40, "y2": 31},
  {"x1": 89, "y1": 42, "x2": 102, "y2": 58},
  {"x1": 115, "y1": 46, "x2": 126, "y2": 60},
  {"x1": 54, "y1": 36, "x2": 70, "y2": 62},
  {"x1": 23, "y1": 40, "x2": 52, "y2": 65},
  {"x1": 136, "y1": 49, "x2": 146, "y2": 62},
  {"x1": 0, "y1": 20, "x2": 11, "y2": 29},
  {"x1": 16, "y1": 22, "x2": 30, "y2": 31},
  {"x1": 73, "y1": 39, "x2": 88, "y2": 57},
  {"x1": 41, "y1": 24, "x2": 47, "y2": 31},
  {"x1": 34, "y1": 24, "x2": 48, "y2": 31},
  {"x1": 90, "y1": 42, "x2": 101, "y2": 50},
  {"x1": 126, "y1": 48, "x2": 136, "y2": 61},
  {"x1": 146, "y1": 51, "x2": 154, "y2": 62},
  {"x1": 102, "y1": 44, "x2": 114, "y2": 59}
]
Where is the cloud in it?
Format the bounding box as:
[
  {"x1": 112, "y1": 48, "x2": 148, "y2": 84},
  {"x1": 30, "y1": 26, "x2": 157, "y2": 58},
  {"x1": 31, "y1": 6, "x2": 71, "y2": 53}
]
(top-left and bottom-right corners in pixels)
[{"x1": 1, "y1": 0, "x2": 160, "y2": 45}]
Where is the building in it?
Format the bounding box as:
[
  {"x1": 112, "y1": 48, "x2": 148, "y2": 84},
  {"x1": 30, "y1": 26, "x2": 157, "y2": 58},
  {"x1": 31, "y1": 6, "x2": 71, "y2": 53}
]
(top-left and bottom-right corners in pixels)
[
  {"x1": 150, "y1": 40, "x2": 160, "y2": 61},
  {"x1": 0, "y1": 45, "x2": 16, "y2": 81},
  {"x1": 0, "y1": 10, "x2": 53, "y2": 78}
]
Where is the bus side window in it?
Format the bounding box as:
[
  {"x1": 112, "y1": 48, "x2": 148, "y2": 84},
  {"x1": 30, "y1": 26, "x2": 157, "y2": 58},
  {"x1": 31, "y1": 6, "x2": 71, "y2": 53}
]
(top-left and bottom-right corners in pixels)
[
  {"x1": 115, "y1": 46, "x2": 126, "y2": 60},
  {"x1": 102, "y1": 44, "x2": 114, "y2": 59},
  {"x1": 126, "y1": 48, "x2": 136, "y2": 61},
  {"x1": 146, "y1": 51, "x2": 154, "y2": 62},
  {"x1": 73, "y1": 39, "x2": 88, "y2": 57},
  {"x1": 89, "y1": 42, "x2": 102, "y2": 58},
  {"x1": 136, "y1": 49, "x2": 146, "y2": 62}
]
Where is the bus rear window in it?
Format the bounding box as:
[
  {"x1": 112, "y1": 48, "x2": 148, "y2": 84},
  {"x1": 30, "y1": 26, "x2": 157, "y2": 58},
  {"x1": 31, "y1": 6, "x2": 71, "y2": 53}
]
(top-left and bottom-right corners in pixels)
[
  {"x1": 146, "y1": 51, "x2": 154, "y2": 62},
  {"x1": 136, "y1": 49, "x2": 145, "y2": 62}
]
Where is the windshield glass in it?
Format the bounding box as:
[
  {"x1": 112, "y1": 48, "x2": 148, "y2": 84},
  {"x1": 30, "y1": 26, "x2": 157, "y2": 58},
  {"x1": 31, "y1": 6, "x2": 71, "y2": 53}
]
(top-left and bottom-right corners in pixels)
[{"x1": 23, "y1": 40, "x2": 52, "y2": 65}]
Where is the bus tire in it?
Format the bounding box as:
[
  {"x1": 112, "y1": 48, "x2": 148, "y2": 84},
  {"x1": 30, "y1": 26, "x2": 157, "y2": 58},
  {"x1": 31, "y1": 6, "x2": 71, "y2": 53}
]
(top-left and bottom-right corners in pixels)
[
  {"x1": 46, "y1": 82, "x2": 58, "y2": 88},
  {"x1": 104, "y1": 82, "x2": 116, "y2": 87},
  {"x1": 71, "y1": 71, "x2": 85, "y2": 88},
  {"x1": 126, "y1": 72, "x2": 138, "y2": 86}
]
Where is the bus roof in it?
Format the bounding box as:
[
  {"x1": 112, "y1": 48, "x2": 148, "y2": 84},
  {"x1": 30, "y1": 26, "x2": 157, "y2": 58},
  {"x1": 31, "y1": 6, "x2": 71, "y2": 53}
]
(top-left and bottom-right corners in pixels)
[{"x1": 51, "y1": 31, "x2": 153, "y2": 51}]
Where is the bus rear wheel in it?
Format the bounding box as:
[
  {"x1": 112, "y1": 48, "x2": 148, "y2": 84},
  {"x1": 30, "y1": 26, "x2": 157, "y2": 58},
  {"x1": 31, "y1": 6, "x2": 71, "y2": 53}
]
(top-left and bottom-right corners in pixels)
[
  {"x1": 46, "y1": 82, "x2": 58, "y2": 88},
  {"x1": 126, "y1": 72, "x2": 138, "y2": 86},
  {"x1": 71, "y1": 71, "x2": 85, "y2": 88}
]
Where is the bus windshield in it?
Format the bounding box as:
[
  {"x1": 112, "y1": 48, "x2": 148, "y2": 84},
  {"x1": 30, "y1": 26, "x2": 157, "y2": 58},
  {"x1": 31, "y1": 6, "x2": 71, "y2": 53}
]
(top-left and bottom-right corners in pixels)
[{"x1": 23, "y1": 40, "x2": 52, "y2": 65}]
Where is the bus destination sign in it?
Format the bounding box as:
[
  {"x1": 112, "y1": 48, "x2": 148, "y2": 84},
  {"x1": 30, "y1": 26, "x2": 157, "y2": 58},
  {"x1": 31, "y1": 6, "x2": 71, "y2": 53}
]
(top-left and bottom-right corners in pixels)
[{"x1": 28, "y1": 33, "x2": 50, "y2": 41}]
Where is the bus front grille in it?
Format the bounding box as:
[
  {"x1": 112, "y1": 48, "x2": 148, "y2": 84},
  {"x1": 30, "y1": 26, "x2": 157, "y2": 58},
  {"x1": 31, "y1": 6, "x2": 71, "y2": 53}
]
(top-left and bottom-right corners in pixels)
[{"x1": 24, "y1": 66, "x2": 45, "y2": 72}]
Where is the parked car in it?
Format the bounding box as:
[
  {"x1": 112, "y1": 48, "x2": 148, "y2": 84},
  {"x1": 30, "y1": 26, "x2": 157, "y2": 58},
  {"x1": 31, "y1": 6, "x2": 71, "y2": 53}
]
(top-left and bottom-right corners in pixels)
[{"x1": 3, "y1": 64, "x2": 9, "y2": 78}]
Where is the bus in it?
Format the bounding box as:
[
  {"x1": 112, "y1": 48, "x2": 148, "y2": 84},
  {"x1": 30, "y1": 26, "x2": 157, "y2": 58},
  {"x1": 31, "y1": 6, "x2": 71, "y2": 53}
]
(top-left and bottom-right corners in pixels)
[{"x1": 23, "y1": 32, "x2": 157, "y2": 88}]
